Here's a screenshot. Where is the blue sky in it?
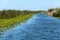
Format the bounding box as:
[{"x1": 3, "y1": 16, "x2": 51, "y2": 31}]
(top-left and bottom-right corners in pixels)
[{"x1": 0, "y1": 0, "x2": 60, "y2": 10}]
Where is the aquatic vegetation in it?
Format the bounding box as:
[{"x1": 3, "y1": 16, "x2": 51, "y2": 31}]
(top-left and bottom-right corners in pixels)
[
  {"x1": 0, "y1": 14, "x2": 34, "y2": 32},
  {"x1": 0, "y1": 14, "x2": 60, "y2": 40}
]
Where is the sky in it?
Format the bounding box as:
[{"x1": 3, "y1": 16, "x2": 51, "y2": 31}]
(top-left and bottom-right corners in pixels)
[{"x1": 0, "y1": 0, "x2": 60, "y2": 10}]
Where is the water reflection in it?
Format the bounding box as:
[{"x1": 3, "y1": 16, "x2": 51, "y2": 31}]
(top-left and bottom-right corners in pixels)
[{"x1": 0, "y1": 14, "x2": 60, "y2": 40}]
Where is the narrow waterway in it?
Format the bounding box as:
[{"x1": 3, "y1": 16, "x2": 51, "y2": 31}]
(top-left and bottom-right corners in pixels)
[{"x1": 0, "y1": 14, "x2": 60, "y2": 40}]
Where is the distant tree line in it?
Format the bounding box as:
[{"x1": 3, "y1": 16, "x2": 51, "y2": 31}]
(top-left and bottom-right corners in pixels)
[
  {"x1": 48, "y1": 8, "x2": 60, "y2": 17},
  {"x1": 0, "y1": 10, "x2": 46, "y2": 19},
  {"x1": 53, "y1": 9, "x2": 60, "y2": 17}
]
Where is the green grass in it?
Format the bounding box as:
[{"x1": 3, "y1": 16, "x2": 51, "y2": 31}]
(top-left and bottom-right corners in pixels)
[{"x1": 0, "y1": 14, "x2": 34, "y2": 32}]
